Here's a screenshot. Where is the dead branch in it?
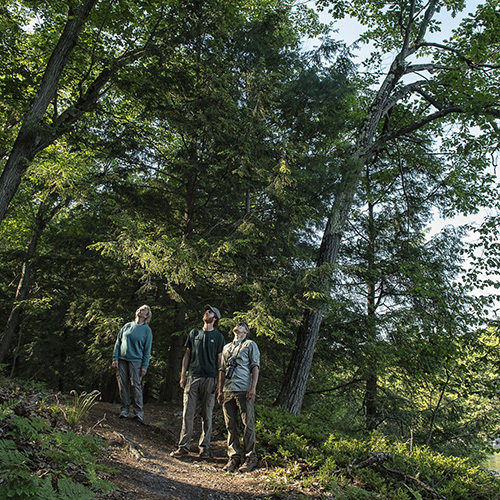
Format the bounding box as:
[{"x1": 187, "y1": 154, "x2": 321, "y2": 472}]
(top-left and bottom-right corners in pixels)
[
  {"x1": 335, "y1": 452, "x2": 447, "y2": 500},
  {"x1": 381, "y1": 464, "x2": 447, "y2": 499}
]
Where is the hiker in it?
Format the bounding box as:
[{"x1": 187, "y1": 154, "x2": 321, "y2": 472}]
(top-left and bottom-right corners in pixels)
[
  {"x1": 112, "y1": 305, "x2": 153, "y2": 421},
  {"x1": 171, "y1": 305, "x2": 225, "y2": 459},
  {"x1": 218, "y1": 322, "x2": 260, "y2": 473}
]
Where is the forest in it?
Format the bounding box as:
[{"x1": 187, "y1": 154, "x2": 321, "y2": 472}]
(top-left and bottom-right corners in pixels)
[{"x1": 1, "y1": 0, "x2": 500, "y2": 498}]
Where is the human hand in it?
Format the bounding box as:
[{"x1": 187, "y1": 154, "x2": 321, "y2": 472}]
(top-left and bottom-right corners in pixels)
[{"x1": 111, "y1": 360, "x2": 118, "y2": 369}]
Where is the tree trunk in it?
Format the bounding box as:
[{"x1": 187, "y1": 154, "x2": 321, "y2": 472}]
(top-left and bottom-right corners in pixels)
[
  {"x1": 0, "y1": 0, "x2": 97, "y2": 223},
  {"x1": 0, "y1": 265, "x2": 30, "y2": 364},
  {"x1": 0, "y1": 198, "x2": 61, "y2": 363},
  {"x1": 364, "y1": 373, "x2": 378, "y2": 430},
  {"x1": 275, "y1": 308, "x2": 324, "y2": 414},
  {"x1": 160, "y1": 302, "x2": 187, "y2": 402},
  {"x1": 365, "y1": 198, "x2": 379, "y2": 430},
  {"x1": 275, "y1": 158, "x2": 362, "y2": 414}
]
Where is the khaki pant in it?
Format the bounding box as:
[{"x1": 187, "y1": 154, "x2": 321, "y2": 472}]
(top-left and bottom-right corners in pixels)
[
  {"x1": 117, "y1": 360, "x2": 143, "y2": 418},
  {"x1": 177, "y1": 376, "x2": 216, "y2": 451},
  {"x1": 222, "y1": 391, "x2": 256, "y2": 460}
]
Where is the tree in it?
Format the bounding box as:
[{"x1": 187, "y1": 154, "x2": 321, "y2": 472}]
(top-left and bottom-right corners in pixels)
[
  {"x1": 1, "y1": 0, "x2": 270, "y2": 223},
  {"x1": 0, "y1": 1, "x2": 350, "y2": 397},
  {"x1": 277, "y1": 0, "x2": 500, "y2": 414},
  {"x1": 0, "y1": 0, "x2": 98, "y2": 221},
  {"x1": 83, "y1": 5, "x2": 352, "y2": 399}
]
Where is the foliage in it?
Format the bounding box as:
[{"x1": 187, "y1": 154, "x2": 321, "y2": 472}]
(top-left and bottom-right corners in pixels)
[
  {"x1": 0, "y1": 5, "x2": 498, "y2": 499},
  {"x1": 0, "y1": 379, "x2": 114, "y2": 499},
  {"x1": 257, "y1": 405, "x2": 500, "y2": 499}
]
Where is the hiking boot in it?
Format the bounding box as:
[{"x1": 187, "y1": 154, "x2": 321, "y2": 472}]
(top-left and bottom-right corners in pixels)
[
  {"x1": 119, "y1": 409, "x2": 129, "y2": 418},
  {"x1": 170, "y1": 447, "x2": 189, "y2": 458},
  {"x1": 223, "y1": 456, "x2": 241, "y2": 473},
  {"x1": 198, "y1": 448, "x2": 212, "y2": 459},
  {"x1": 134, "y1": 412, "x2": 144, "y2": 422},
  {"x1": 239, "y1": 456, "x2": 258, "y2": 473}
]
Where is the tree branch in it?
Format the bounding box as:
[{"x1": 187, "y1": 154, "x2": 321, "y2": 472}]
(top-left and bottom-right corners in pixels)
[
  {"x1": 414, "y1": 0, "x2": 440, "y2": 47},
  {"x1": 404, "y1": 63, "x2": 467, "y2": 74},
  {"x1": 305, "y1": 378, "x2": 364, "y2": 395},
  {"x1": 371, "y1": 105, "x2": 465, "y2": 155}
]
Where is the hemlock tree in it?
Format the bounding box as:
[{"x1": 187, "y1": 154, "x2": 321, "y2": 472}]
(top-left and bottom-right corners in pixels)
[
  {"x1": 277, "y1": 0, "x2": 500, "y2": 414},
  {"x1": 15, "y1": 3, "x2": 345, "y2": 397},
  {"x1": 85, "y1": 7, "x2": 353, "y2": 399},
  {"x1": 326, "y1": 148, "x2": 477, "y2": 432}
]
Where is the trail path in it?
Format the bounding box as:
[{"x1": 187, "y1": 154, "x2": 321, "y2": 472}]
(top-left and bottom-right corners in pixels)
[{"x1": 87, "y1": 401, "x2": 294, "y2": 500}]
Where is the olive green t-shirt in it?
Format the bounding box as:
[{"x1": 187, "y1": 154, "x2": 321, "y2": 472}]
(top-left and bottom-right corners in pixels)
[{"x1": 185, "y1": 328, "x2": 225, "y2": 378}]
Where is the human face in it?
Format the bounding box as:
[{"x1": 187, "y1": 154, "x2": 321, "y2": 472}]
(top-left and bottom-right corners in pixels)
[
  {"x1": 203, "y1": 308, "x2": 215, "y2": 323},
  {"x1": 233, "y1": 323, "x2": 249, "y2": 340},
  {"x1": 136, "y1": 306, "x2": 150, "y2": 323}
]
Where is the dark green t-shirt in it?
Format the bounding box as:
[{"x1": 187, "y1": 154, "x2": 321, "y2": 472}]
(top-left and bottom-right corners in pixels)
[{"x1": 185, "y1": 328, "x2": 225, "y2": 378}]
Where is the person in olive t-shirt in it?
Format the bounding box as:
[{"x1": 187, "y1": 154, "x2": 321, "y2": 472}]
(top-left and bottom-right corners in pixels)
[
  {"x1": 170, "y1": 305, "x2": 225, "y2": 459},
  {"x1": 112, "y1": 305, "x2": 152, "y2": 421}
]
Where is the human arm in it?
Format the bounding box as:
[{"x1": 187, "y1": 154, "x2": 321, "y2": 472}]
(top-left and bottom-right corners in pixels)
[
  {"x1": 141, "y1": 328, "x2": 153, "y2": 377},
  {"x1": 217, "y1": 368, "x2": 226, "y2": 404},
  {"x1": 214, "y1": 352, "x2": 223, "y2": 395},
  {"x1": 112, "y1": 327, "x2": 124, "y2": 368},
  {"x1": 246, "y1": 366, "x2": 259, "y2": 400},
  {"x1": 179, "y1": 348, "x2": 191, "y2": 389}
]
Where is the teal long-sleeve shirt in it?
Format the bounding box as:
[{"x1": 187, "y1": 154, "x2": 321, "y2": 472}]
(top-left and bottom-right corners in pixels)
[{"x1": 113, "y1": 322, "x2": 153, "y2": 369}]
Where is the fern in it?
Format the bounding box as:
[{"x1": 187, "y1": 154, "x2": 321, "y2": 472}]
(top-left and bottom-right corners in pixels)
[
  {"x1": 0, "y1": 382, "x2": 114, "y2": 499},
  {"x1": 0, "y1": 400, "x2": 18, "y2": 421},
  {"x1": 56, "y1": 478, "x2": 95, "y2": 500},
  {"x1": 7, "y1": 416, "x2": 50, "y2": 441}
]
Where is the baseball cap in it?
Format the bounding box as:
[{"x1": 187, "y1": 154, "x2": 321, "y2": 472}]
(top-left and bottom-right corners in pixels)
[{"x1": 204, "y1": 304, "x2": 221, "y2": 320}]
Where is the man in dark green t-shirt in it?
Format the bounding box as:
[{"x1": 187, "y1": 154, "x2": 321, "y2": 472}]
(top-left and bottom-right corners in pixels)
[{"x1": 170, "y1": 305, "x2": 225, "y2": 459}]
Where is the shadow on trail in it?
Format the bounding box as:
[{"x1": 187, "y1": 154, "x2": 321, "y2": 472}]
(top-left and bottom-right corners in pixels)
[{"x1": 110, "y1": 461, "x2": 278, "y2": 500}]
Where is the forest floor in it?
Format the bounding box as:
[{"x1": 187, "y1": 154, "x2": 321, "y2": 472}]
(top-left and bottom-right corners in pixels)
[{"x1": 87, "y1": 400, "x2": 312, "y2": 500}]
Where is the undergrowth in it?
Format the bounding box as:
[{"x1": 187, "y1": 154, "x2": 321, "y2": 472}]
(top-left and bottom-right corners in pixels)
[
  {"x1": 62, "y1": 389, "x2": 101, "y2": 427},
  {"x1": 256, "y1": 405, "x2": 500, "y2": 499},
  {"x1": 0, "y1": 379, "x2": 115, "y2": 499}
]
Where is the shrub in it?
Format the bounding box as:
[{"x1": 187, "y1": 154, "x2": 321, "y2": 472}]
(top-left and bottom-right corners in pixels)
[{"x1": 256, "y1": 405, "x2": 500, "y2": 499}]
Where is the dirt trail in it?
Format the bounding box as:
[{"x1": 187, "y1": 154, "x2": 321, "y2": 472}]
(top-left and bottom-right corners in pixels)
[{"x1": 87, "y1": 401, "x2": 291, "y2": 499}]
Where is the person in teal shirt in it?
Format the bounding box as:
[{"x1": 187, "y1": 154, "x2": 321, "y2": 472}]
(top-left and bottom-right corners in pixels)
[{"x1": 112, "y1": 305, "x2": 153, "y2": 421}]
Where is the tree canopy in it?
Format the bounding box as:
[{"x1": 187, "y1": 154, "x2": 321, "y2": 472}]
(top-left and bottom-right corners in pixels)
[{"x1": 0, "y1": 0, "x2": 499, "y2": 469}]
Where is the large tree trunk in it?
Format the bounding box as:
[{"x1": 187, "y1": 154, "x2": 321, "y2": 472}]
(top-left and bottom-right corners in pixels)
[
  {"x1": 275, "y1": 160, "x2": 362, "y2": 414},
  {"x1": 275, "y1": 308, "x2": 324, "y2": 414},
  {"x1": 0, "y1": 0, "x2": 97, "y2": 224}
]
